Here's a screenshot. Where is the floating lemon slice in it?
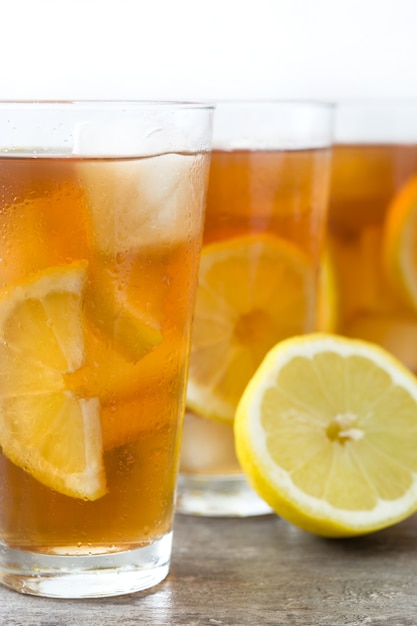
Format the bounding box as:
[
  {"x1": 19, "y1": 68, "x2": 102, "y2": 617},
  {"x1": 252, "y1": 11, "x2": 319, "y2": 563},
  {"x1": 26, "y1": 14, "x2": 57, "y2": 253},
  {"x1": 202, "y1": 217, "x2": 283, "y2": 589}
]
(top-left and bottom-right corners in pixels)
[
  {"x1": 84, "y1": 262, "x2": 162, "y2": 363},
  {"x1": 383, "y1": 174, "x2": 417, "y2": 310},
  {"x1": 235, "y1": 333, "x2": 417, "y2": 537},
  {"x1": 0, "y1": 263, "x2": 106, "y2": 500},
  {"x1": 186, "y1": 234, "x2": 315, "y2": 423}
]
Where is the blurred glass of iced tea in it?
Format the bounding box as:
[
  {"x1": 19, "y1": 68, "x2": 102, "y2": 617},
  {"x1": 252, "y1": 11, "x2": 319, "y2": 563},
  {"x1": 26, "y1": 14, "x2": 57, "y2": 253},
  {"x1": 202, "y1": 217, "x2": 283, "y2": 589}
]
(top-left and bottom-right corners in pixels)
[
  {"x1": 177, "y1": 101, "x2": 334, "y2": 517},
  {"x1": 326, "y1": 103, "x2": 417, "y2": 370}
]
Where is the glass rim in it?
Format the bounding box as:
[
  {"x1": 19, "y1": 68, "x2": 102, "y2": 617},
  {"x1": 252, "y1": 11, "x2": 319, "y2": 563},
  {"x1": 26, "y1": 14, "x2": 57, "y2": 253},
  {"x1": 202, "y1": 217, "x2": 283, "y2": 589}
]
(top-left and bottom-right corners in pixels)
[
  {"x1": 0, "y1": 99, "x2": 215, "y2": 111},
  {"x1": 335, "y1": 99, "x2": 417, "y2": 143},
  {"x1": 210, "y1": 98, "x2": 335, "y2": 110},
  {"x1": 336, "y1": 98, "x2": 417, "y2": 109},
  {"x1": 210, "y1": 99, "x2": 334, "y2": 150},
  {"x1": 0, "y1": 100, "x2": 214, "y2": 158}
]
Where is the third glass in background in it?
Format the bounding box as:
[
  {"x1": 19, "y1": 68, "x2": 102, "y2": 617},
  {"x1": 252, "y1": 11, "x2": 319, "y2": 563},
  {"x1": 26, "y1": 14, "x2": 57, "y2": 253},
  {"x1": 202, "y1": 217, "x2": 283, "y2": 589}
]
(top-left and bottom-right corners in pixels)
[
  {"x1": 177, "y1": 101, "x2": 334, "y2": 517},
  {"x1": 326, "y1": 103, "x2": 417, "y2": 371}
]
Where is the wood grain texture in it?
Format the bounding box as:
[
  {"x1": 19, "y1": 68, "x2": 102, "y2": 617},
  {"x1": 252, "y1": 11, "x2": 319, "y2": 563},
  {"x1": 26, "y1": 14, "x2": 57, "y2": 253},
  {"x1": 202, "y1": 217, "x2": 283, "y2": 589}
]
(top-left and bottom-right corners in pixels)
[{"x1": 1, "y1": 513, "x2": 417, "y2": 625}]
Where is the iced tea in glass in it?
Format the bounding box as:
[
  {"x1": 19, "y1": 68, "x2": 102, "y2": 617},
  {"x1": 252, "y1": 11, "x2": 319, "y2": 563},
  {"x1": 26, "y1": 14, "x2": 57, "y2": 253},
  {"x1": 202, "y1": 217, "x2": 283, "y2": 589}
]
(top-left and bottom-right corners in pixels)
[
  {"x1": 327, "y1": 104, "x2": 417, "y2": 371},
  {"x1": 0, "y1": 101, "x2": 213, "y2": 597},
  {"x1": 177, "y1": 101, "x2": 334, "y2": 516}
]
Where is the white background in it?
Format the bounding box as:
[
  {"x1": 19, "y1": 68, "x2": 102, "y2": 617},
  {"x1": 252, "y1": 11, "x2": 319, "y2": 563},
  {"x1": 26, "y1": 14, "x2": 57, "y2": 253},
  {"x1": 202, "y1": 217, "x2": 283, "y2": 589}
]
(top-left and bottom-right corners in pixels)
[{"x1": 1, "y1": 0, "x2": 417, "y2": 104}]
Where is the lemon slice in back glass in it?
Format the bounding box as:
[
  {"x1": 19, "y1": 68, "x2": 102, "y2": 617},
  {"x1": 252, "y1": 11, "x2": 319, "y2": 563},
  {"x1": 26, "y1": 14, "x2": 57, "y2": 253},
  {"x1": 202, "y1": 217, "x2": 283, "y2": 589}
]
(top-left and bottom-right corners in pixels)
[
  {"x1": 383, "y1": 173, "x2": 417, "y2": 309},
  {"x1": 235, "y1": 333, "x2": 417, "y2": 537},
  {"x1": 186, "y1": 234, "x2": 316, "y2": 423}
]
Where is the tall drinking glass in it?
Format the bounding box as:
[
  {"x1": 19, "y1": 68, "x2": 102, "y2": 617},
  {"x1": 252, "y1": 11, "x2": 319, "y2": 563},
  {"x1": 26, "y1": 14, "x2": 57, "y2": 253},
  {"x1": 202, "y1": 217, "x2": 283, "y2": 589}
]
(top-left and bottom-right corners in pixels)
[
  {"x1": 0, "y1": 101, "x2": 213, "y2": 597},
  {"x1": 327, "y1": 103, "x2": 417, "y2": 370},
  {"x1": 177, "y1": 101, "x2": 334, "y2": 516}
]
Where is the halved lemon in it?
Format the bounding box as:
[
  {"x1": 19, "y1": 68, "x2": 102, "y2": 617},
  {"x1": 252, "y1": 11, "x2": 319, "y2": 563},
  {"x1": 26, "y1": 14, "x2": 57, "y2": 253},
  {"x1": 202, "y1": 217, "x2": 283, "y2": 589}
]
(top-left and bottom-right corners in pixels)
[
  {"x1": 235, "y1": 333, "x2": 417, "y2": 537},
  {"x1": 186, "y1": 234, "x2": 315, "y2": 423},
  {"x1": 0, "y1": 262, "x2": 106, "y2": 500},
  {"x1": 383, "y1": 174, "x2": 417, "y2": 310}
]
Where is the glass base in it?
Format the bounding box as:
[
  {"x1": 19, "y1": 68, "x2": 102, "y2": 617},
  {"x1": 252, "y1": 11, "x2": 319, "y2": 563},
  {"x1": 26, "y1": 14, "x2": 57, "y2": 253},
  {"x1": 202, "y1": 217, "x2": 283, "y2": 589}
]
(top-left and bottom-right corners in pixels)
[
  {"x1": 176, "y1": 474, "x2": 273, "y2": 517},
  {"x1": 0, "y1": 532, "x2": 172, "y2": 598}
]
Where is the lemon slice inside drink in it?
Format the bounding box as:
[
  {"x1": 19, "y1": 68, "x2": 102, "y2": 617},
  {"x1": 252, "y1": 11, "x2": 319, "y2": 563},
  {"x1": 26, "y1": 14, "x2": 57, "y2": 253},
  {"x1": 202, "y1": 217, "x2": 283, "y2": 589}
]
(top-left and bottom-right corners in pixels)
[
  {"x1": 0, "y1": 262, "x2": 106, "y2": 500},
  {"x1": 383, "y1": 174, "x2": 417, "y2": 309},
  {"x1": 186, "y1": 234, "x2": 316, "y2": 423},
  {"x1": 84, "y1": 262, "x2": 162, "y2": 363},
  {"x1": 235, "y1": 333, "x2": 417, "y2": 537}
]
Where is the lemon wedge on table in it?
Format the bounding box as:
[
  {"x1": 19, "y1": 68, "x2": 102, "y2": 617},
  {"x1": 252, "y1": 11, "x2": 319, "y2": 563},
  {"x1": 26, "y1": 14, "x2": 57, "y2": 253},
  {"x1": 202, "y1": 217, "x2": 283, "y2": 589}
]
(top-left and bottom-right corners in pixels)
[
  {"x1": 186, "y1": 234, "x2": 316, "y2": 423},
  {"x1": 235, "y1": 333, "x2": 417, "y2": 537},
  {"x1": 0, "y1": 262, "x2": 106, "y2": 501},
  {"x1": 383, "y1": 174, "x2": 417, "y2": 310}
]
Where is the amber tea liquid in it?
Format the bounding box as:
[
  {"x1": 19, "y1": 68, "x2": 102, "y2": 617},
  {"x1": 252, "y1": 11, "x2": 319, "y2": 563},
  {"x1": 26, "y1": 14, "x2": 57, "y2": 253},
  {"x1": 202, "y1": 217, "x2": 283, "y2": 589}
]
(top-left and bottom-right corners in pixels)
[
  {"x1": 327, "y1": 144, "x2": 417, "y2": 370},
  {"x1": 0, "y1": 153, "x2": 206, "y2": 551}
]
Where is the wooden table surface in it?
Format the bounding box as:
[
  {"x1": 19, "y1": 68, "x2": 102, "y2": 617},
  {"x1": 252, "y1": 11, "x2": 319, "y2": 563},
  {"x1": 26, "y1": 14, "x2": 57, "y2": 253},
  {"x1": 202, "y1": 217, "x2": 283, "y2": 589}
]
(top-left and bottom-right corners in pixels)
[{"x1": 1, "y1": 512, "x2": 417, "y2": 626}]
